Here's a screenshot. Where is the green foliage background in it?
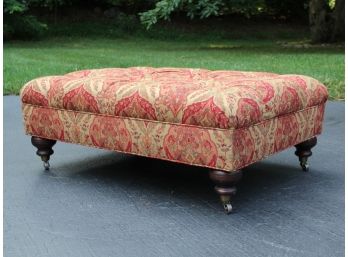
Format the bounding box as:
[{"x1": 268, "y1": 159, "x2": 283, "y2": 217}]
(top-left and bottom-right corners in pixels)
[{"x1": 4, "y1": 0, "x2": 311, "y2": 39}]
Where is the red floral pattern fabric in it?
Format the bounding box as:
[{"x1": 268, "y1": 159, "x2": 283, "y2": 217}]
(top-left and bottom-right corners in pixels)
[
  {"x1": 20, "y1": 67, "x2": 328, "y2": 172},
  {"x1": 20, "y1": 67, "x2": 328, "y2": 129}
]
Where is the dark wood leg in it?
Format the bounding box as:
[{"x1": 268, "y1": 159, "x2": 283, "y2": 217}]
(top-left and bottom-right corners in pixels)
[
  {"x1": 31, "y1": 136, "x2": 56, "y2": 170},
  {"x1": 295, "y1": 137, "x2": 317, "y2": 172},
  {"x1": 209, "y1": 169, "x2": 243, "y2": 214}
]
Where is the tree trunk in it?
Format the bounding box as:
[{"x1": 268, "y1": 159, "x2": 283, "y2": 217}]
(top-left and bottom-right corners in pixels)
[
  {"x1": 309, "y1": 0, "x2": 345, "y2": 43},
  {"x1": 309, "y1": 0, "x2": 329, "y2": 43},
  {"x1": 330, "y1": 0, "x2": 344, "y2": 42}
]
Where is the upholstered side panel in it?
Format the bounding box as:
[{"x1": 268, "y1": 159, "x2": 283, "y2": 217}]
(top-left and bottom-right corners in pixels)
[
  {"x1": 22, "y1": 104, "x2": 234, "y2": 171},
  {"x1": 22, "y1": 103, "x2": 325, "y2": 172},
  {"x1": 230, "y1": 104, "x2": 325, "y2": 169}
]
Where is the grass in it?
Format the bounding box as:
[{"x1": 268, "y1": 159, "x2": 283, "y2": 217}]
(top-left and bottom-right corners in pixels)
[{"x1": 4, "y1": 21, "x2": 344, "y2": 99}]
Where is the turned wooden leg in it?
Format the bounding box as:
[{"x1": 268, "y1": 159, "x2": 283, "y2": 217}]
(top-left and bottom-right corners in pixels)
[
  {"x1": 209, "y1": 169, "x2": 243, "y2": 214},
  {"x1": 295, "y1": 137, "x2": 317, "y2": 172},
  {"x1": 31, "y1": 136, "x2": 56, "y2": 171}
]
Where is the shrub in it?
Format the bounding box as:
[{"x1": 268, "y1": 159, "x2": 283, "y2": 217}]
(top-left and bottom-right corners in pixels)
[{"x1": 4, "y1": 0, "x2": 47, "y2": 40}]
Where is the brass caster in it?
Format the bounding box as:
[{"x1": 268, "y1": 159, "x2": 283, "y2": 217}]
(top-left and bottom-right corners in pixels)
[
  {"x1": 43, "y1": 161, "x2": 50, "y2": 171},
  {"x1": 223, "y1": 203, "x2": 233, "y2": 214},
  {"x1": 300, "y1": 157, "x2": 309, "y2": 172}
]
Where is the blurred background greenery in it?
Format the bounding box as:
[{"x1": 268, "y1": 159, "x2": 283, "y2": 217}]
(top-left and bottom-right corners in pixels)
[{"x1": 4, "y1": 0, "x2": 344, "y2": 99}]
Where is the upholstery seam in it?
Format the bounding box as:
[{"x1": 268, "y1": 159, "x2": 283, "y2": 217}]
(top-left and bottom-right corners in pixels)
[{"x1": 22, "y1": 103, "x2": 326, "y2": 132}]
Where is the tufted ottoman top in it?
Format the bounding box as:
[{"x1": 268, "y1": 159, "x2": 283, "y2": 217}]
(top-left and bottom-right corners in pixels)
[{"x1": 20, "y1": 67, "x2": 328, "y2": 129}]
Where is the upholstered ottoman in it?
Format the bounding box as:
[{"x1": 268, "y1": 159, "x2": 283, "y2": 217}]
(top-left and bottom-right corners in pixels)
[{"x1": 20, "y1": 67, "x2": 328, "y2": 213}]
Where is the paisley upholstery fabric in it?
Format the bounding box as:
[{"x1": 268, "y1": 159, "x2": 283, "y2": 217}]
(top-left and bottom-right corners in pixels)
[
  {"x1": 20, "y1": 67, "x2": 328, "y2": 172},
  {"x1": 20, "y1": 67, "x2": 328, "y2": 129}
]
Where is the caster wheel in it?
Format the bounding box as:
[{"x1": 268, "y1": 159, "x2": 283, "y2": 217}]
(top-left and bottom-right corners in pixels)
[
  {"x1": 300, "y1": 157, "x2": 309, "y2": 172},
  {"x1": 301, "y1": 163, "x2": 309, "y2": 172},
  {"x1": 43, "y1": 161, "x2": 50, "y2": 171},
  {"x1": 223, "y1": 203, "x2": 233, "y2": 214}
]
